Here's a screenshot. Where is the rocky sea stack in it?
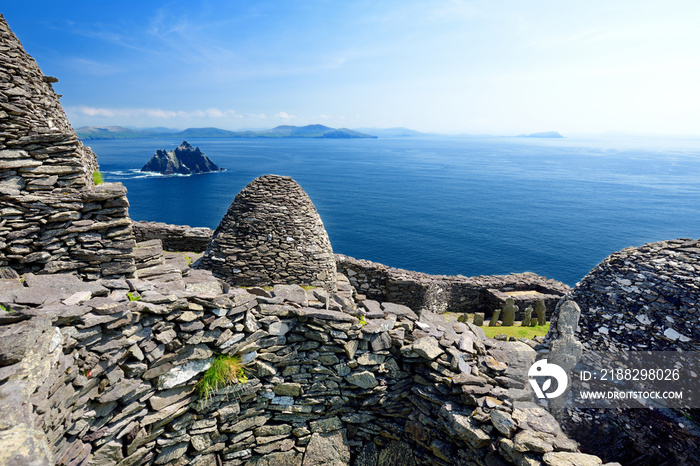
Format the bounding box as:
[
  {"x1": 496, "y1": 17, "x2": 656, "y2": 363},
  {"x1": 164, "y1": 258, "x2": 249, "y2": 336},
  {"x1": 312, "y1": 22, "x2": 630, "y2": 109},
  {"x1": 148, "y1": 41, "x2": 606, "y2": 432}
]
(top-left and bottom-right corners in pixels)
[{"x1": 141, "y1": 141, "x2": 221, "y2": 175}]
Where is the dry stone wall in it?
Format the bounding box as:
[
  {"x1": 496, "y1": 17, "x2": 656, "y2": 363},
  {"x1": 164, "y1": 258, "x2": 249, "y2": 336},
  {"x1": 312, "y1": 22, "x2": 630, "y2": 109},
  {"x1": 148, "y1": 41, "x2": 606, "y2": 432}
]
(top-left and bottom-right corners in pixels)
[
  {"x1": 0, "y1": 270, "x2": 604, "y2": 466},
  {"x1": 336, "y1": 254, "x2": 569, "y2": 317},
  {"x1": 134, "y1": 222, "x2": 570, "y2": 318},
  {"x1": 0, "y1": 14, "x2": 136, "y2": 279},
  {"x1": 198, "y1": 175, "x2": 337, "y2": 291},
  {"x1": 132, "y1": 221, "x2": 213, "y2": 253},
  {"x1": 0, "y1": 14, "x2": 97, "y2": 190}
]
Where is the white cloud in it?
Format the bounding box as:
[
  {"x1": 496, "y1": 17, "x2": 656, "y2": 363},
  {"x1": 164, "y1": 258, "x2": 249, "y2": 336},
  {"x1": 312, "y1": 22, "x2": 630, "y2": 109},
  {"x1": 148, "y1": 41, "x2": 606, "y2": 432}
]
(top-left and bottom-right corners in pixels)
[
  {"x1": 275, "y1": 111, "x2": 297, "y2": 120},
  {"x1": 66, "y1": 106, "x2": 240, "y2": 119}
]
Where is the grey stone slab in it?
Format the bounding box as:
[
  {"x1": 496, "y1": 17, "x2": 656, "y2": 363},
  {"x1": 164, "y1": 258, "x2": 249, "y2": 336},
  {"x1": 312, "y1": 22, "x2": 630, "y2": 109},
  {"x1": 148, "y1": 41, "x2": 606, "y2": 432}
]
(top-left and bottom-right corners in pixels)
[
  {"x1": 295, "y1": 308, "x2": 358, "y2": 323},
  {"x1": 302, "y1": 431, "x2": 350, "y2": 466},
  {"x1": 23, "y1": 272, "x2": 107, "y2": 296},
  {"x1": 381, "y1": 302, "x2": 418, "y2": 321},
  {"x1": 0, "y1": 317, "x2": 50, "y2": 366}
]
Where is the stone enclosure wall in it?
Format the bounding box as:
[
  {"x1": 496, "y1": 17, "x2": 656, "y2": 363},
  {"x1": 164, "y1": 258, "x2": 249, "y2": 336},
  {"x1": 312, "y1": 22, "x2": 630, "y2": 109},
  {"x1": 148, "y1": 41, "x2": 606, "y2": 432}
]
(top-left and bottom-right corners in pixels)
[
  {"x1": 132, "y1": 221, "x2": 213, "y2": 253},
  {"x1": 0, "y1": 269, "x2": 602, "y2": 466},
  {"x1": 128, "y1": 220, "x2": 569, "y2": 319},
  {"x1": 0, "y1": 14, "x2": 135, "y2": 279},
  {"x1": 336, "y1": 255, "x2": 569, "y2": 318}
]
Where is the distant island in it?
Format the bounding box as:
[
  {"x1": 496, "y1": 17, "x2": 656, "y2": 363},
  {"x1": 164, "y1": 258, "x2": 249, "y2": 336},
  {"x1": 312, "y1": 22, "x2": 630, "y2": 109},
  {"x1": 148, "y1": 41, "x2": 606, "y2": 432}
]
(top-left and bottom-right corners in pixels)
[
  {"x1": 77, "y1": 124, "x2": 377, "y2": 140},
  {"x1": 516, "y1": 131, "x2": 564, "y2": 138},
  {"x1": 353, "y1": 127, "x2": 426, "y2": 138},
  {"x1": 141, "y1": 141, "x2": 222, "y2": 175}
]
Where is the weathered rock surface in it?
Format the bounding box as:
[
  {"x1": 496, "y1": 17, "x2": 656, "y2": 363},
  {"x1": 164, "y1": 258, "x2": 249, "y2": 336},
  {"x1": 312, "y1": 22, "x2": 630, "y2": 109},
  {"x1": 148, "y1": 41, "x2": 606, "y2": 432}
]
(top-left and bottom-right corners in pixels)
[
  {"x1": 141, "y1": 141, "x2": 221, "y2": 175},
  {"x1": 132, "y1": 220, "x2": 213, "y2": 253}
]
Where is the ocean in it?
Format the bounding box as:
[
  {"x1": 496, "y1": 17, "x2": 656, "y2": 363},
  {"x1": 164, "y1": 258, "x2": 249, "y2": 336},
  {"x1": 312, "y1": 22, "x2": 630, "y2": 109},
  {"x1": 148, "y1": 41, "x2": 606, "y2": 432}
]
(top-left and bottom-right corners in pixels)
[{"x1": 88, "y1": 135, "x2": 700, "y2": 286}]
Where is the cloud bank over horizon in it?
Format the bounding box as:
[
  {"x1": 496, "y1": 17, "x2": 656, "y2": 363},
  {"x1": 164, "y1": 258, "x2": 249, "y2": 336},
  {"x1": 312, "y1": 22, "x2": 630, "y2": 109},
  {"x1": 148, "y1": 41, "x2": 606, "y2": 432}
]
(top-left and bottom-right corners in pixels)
[{"x1": 4, "y1": 1, "x2": 700, "y2": 135}]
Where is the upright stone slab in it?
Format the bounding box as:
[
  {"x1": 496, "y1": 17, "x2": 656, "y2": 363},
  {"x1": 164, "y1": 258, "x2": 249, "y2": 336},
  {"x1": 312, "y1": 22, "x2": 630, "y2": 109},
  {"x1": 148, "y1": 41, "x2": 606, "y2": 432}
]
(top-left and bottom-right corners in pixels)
[
  {"x1": 501, "y1": 297, "x2": 517, "y2": 326},
  {"x1": 535, "y1": 300, "x2": 547, "y2": 326},
  {"x1": 198, "y1": 175, "x2": 337, "y2": 291},
  {"x1": 489, "y1": 309, "x2": 501, "y2": 326},
  {"x1": 521, "y1": 306, "x2": 532, "y2": 327}
]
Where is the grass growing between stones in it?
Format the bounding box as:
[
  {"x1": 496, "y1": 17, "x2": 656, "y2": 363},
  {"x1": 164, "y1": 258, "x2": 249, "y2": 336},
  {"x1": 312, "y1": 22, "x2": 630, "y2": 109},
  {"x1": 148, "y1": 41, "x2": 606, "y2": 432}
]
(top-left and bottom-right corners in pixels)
[
  {"x1": 92, "y1": 170, "x2": 103, "y2": 185},
  {"x1": 482, "y1": 323, "x2": 550, "y2": 340},
  {"x1": 197, "y1": 355, "x2": 248, "y2": 400}
]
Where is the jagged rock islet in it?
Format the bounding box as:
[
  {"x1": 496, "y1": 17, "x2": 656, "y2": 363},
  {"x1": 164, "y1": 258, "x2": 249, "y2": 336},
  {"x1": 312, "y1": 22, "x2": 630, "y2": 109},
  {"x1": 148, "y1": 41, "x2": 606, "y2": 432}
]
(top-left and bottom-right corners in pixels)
[{"x1": 141, "y1": 141, "x2": 221, "y2": 175}]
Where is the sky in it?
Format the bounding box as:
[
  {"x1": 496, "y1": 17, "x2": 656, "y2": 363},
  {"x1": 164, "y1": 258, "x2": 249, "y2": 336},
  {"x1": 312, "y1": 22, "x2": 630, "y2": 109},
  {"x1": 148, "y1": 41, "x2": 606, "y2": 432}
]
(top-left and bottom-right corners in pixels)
[{"x1": 3, "y1": 1, "x2": 700, "y2": 135}]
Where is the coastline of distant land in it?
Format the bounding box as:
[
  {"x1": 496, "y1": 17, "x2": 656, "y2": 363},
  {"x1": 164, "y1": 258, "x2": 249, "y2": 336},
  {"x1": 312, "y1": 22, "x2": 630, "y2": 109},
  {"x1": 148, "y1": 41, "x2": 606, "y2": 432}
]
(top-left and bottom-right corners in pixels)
[
  {"x1": 76, "y1": 125, "x2": 575, "y2": 140},
  {"x1": 76, "y1": 124, "x2": 377, "y2": 140}
]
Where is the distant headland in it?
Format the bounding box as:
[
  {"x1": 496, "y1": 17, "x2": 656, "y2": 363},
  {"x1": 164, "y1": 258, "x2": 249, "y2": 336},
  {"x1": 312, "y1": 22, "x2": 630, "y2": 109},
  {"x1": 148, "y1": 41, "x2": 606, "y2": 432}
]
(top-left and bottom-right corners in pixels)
[
  {"x1": 77, "y1": 124, "x2": 377, "y2": 140},
  {"x1": 141, "y1": 140, "x2": 222, "y2": 175}
]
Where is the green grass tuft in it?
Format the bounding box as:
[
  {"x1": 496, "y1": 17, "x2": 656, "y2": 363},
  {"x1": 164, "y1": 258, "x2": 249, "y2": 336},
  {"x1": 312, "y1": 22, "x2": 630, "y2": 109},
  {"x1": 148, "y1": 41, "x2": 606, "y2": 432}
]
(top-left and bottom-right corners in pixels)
[
  {"x1": 482, "y1": 323, "x2": 550, "y2": 340},
  {"x1": 126, "y1": 291, "x2": 141, "y2": 301},
  {"x1": 92, "y1": 171, "x2": 103, "y2": 185},
  {"x1": 197, "y1": 355, "x2": 248, "y2": 400}
]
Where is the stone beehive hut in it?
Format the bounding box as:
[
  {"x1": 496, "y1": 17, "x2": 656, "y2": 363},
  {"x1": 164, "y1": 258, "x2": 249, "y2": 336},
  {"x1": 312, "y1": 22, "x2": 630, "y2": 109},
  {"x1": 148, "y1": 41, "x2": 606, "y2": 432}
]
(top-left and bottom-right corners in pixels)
[
  {"x1": 199, "y1": 174, "x2": 337, "y2": 290},
  {"x1": 0, "y1": 14, "x2": 135, "y2": 278},
  {"x1": 549, "y1": 238, "x2": 700, "y2": 351},
  {"x1": 546, "y1": 238, "x2": 700, "y2": 465}
]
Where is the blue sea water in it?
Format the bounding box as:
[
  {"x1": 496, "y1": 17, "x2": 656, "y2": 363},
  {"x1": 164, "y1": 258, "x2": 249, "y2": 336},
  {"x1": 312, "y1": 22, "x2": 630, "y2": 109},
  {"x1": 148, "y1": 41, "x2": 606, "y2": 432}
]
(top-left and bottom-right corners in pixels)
[{"x1": 88, "y1": 136, "x2": 700, "y2": 286}]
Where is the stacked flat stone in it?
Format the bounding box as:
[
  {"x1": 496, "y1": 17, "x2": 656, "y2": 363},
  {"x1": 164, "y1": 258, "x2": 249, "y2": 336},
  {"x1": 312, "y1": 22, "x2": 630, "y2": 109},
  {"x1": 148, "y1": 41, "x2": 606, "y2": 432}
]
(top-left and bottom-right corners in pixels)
[
  {"x1": 545, "y1": 238, "x2": 700, "y2": 465},
  {"x1": 129, "y1": 223, "x2": 569, "y2": 316},
  {"x1": 0, "y1": 269, "x2": 603, "y2": 466},
  {"x1": 199, "y1": 174, "x2": 337, "y2": 291},
  {"x1": 131, "y1": 220, "x2": 213, "y2": 253},
  {"x1": 549, "y1": 238, "x2": 700, "y2": 351},
  {"x1": 337, "y1": 254, "x2": 569, "y2": 316},
  {"x1": 0, "y1": 14, "x2": 135, "y2": 278},
  {"x1": 0, "y1": 14, "x2": 97, "y2": 189}
]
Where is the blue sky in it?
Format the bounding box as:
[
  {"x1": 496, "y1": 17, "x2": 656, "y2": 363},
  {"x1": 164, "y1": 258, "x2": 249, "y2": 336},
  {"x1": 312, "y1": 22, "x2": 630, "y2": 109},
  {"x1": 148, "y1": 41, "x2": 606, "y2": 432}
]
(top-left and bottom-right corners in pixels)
[{"x1": 3, "y1": 1, "x2": 700, "y2": 135}]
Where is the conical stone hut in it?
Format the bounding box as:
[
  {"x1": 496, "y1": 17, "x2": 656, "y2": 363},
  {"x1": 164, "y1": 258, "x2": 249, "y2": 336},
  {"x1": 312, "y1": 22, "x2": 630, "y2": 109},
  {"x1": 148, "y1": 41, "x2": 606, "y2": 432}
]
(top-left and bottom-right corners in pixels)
[
  {"x1": 0, "y1": 13, "x2": 136, "y2": 278},
  {"x1": 198, "y1": 174, "x2": 337, "y2": 290}
]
